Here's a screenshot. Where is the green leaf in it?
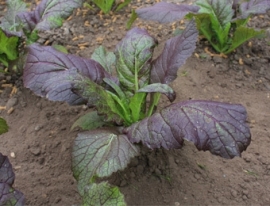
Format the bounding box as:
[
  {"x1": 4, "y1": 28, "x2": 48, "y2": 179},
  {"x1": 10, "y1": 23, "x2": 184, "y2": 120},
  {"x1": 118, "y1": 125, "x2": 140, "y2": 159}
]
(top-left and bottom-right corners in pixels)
[
  {"x1": 115, "y1": 0, "x2": 131, "y2": 12},
  {"x1": 0, "y1": 54, "x2": 9, "y2": 67},
  {"x1": 52, "y1": 44, "x2": 68, "y2": 54},
  {"x1": 72, "y1": 130, "x2": 139, "y2": 195},
  {"x1": 91, "y1": 46, "x2": 116, "y2": 74},
  {"x1": 128, "y1": 92, "x2": 146, "y2": 122},
  {"x1": 126, "y1": 9, "x2": 137, "y2": 29},
  {"x1": 0, "y1": 29, "x2": 19, "y2": 65},
  {"x1": 103, "y1": 78, "x2": 126, "y2": 100},
  {"x1": 102, "y1": 78, "x2": 132, "y2": 124},
  {"x1": 0, "y1": 117, "x2": 8, "y2": 135},
  {"x1": 71, "y1": 111, "x2": 106, "y2": 130},
  {"x1": 106, "y1": 91, "x2": 132, "y2": 125},
  {"x1": 74, "y1": 77, "x2": 123, "y2": 123},
  {"x1": 226, "y1": 26, "x2": 264, "y2": 54},
  {"x1": 82, "y1": 182, "x2": 126, "y2": 206},
  {"x1": 92, "y1": 0, "x2": 114, "y2": 13},
  {"x1": 196, "y1": 0, "x2": 233, "y2": 26},
  {"x1": 195, "y1": 0, "x2": 234, "y2": 52}
]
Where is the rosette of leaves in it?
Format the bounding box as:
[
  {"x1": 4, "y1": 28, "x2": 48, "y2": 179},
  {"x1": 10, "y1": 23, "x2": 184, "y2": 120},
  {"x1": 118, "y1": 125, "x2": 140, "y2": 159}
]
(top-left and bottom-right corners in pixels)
[
  {"x1": 23, "y1": 20, "x2": 251, "y2": 205},
  {"x1": 135, "y1": 0, "x2": 270, "y2": 54},
  {"x1": 0, "y1": 0, "x2": 82, "y2": 68}
]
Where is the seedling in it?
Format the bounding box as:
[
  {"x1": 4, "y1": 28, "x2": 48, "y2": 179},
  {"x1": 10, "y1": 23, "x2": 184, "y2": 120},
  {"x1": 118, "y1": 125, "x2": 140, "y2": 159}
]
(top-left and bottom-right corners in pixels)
[
  {"x1": 136, "y1": 0, "x2": 270, "y2": 54},
  {"x1": 23, "y1": 20, "x2": 251, "y2": 205},
  {"x1": 0, "y1": 0, "x2": 82, "y2": 69}
]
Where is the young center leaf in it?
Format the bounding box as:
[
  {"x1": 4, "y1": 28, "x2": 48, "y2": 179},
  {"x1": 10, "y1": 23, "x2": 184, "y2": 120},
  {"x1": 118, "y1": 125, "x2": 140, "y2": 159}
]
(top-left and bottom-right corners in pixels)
[
  {"x1": 0, "y1": 153, "x2": 25, "y2": 206},
  {"x1": 82, "y1": 182, "x2": 126, "y2": 206},
  {"x1": 239, "y1": 0, "x2": 270, "y2": 19},
  {"x1": 124, "y1": 100, "x2": 251, "y2": 159},
  {"x1": 115, "y1": 27, "x2": 157, "y2": 96},
  {"x1": 136, "y1": 2, "x2": 199, "y2": 23},
  {"x1": 150, "y1": 20, "x2": 198, "y2": 84},
  {"x1": 23, "y1": 44, "x2": 110, "y2": 105},
  {"x1": 18, "y1": 0, "x2": 83, "y2": 32},
  {"x1": 72, "y1": 129, "x2": 139, "y2": 195}
]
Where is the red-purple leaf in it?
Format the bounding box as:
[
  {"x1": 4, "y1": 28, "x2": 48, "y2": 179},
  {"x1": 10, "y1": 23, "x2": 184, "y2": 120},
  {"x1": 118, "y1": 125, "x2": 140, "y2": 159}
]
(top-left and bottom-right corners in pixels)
[
  {"x1": 0, "y1": 153, "x2": 14, "y2": 185},
  {"x1": 240, "y1": 0, "x2": 270, "y2": 19},
  {"x1": 136, "y1": 2, "x2": 199, "y2": 23},
  {"x1": 124, "y1": 100, "x2": 251, "y2": 159},
  {"x1": 18, "y1": 0, "x2": 82, "y2": 32},
  {"x1": 0, "y1": 153, "x2": 25, "y2": 205},
  {"x1": 23, "y1": 44, "x2": 109, "y2": 105},
  {"x1": 151, "y1": 20, "x2": 198, "y2": 84},
  {"x1": 115, "y1": 27, "x2": 157, "y2": 96}
]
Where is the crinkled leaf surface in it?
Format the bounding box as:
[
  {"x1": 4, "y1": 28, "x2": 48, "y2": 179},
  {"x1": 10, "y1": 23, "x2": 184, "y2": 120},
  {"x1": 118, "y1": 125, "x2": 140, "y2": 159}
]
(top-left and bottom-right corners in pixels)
[
  {"x1": 136, "y1": 2, "x2": 199, "y2": 23},
  {"x1": 138, "y1": 83, "x2": 176, "y2": 102},
  {"x1": 82, "y1": 182, "x2": 126, "y2": 206},
  {"x1": 0, "y1": 29, "x2": 19, "y2": 62},
  {"x1": 72, "y1": 130, "x2": 139, "y2": 195},
  {"x1": 0, "y1": 0, "x2": 27, "y2": 36},
  {"x1": 151, "y1": 20, "x2": 198, "y2": 84},
  {"x1": 196, "y1": 0, "x2": 234, "y2": 27},
  {"x1": 240, "y1": 0, "x2": 270, "y2": 19},
  {"x1": 226, "y1": 25, "x2": 264, "y2": 54},
  {"x1": 91, "y1": 46, "x2": 116, "y2": 74},
  {"x1": 115, "y1": 27, "x2": 157, "y2": 96},
  {"x1": 0, "y1": 153, "x2": 14, "y2": 185},
  {"x1": 194, "y1": 0, "x2": 234, "y2": 51},
  {"x1": 0, "y1": 118, "x2": 8, "y2": 135},
  {"x1": 124, "y1": 100, "x2": 251, "y2": 159},
  {"x1": 0, "y1": 183, "x2": 25, "y2": 206},
  {"x1": 0, "y1": 153, "x2": 25, "y2": 206},
  {"x1": 23, "y1": 44, "x2": 109, "y2": 105},
  {"x1": 18, "y1": 0, "x2": 82, "y2": 32}
]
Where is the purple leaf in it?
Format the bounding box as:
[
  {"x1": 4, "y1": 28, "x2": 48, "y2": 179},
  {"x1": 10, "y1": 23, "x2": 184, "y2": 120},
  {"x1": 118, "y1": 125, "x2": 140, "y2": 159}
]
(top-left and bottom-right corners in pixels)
[
  {"x1": 138, "y1": 83, "x2": 176, "y2": 102},
  {"x1": 23, "y1": 44, "x2": 109, "y2": 105},
  {"x1": 0, "y1": 153, "x2": 14, "y2": 185},
  {"x1": 240, "y1": 0, "x2": 270, "y2": 19},
  {"x1": 0, "y1": 183, "x2": 25, "y2": 206},
  {"x1": 124, "y1": 100, "x2": 251, "y2": 159},
  {"x1": 18, "y1": 0, "x2": 82, "y2": 32},
  {"x1": 0, "y1": 153, "x2": 25, "y2": 205},
  {"x1": 151, "y1": 20, "x2": 198, "y2": 84},
  {"x1": 136, "y1": 2, "x2": 199, "y2": 23},
  {"x1": 72, "y1": 129, "x2": 139, "y2": 195},
  {"x1": 115, "y1": 27, "x2": 157, "y2": 96}
]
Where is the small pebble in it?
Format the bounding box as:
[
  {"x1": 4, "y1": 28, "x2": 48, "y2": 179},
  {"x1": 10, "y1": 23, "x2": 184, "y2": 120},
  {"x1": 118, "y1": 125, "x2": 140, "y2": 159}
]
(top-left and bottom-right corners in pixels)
[{"x1": 10, "y1": 152, "x2": 15, "y2": 158}]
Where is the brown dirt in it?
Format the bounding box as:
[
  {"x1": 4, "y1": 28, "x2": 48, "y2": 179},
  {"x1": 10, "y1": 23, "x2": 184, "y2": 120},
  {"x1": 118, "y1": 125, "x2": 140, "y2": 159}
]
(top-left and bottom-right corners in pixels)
[{"x1": 1, "y1": 0, "x2": 270, "y2": 205}]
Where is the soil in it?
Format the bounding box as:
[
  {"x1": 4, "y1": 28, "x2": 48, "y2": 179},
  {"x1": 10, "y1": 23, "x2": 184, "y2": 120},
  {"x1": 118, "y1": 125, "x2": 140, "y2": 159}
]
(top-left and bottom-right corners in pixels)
[{"x1": 1, "y1": 0, "x2": 270, "y2": 205}]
